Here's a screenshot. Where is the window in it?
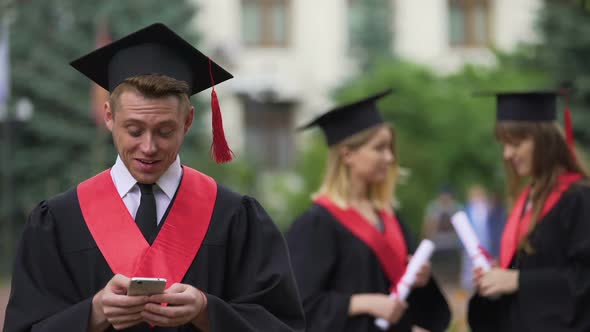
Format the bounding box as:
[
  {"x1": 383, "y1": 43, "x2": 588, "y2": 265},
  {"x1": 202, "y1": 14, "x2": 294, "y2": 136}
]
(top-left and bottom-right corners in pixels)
[
  {"x1": 242, "y1": 0, "x2": 290, "y2": 47},
  {"x1": 347, "y1": 0, "x2": 393, "y2": 56},
  {"x1": 449, "y1": 0, "x2": 492, "y2": 47},
  {"x1": 243, "y1": 99, "x2": 295, "y2": 169},
  {"x1": 348, "y1": 0, "x2": 364, "y2": 52}
]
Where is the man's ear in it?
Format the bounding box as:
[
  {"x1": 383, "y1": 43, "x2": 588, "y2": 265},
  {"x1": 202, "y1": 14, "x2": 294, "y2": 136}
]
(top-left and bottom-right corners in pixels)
[
  {"x1": 105, "y1": 101, "x2": 114, "y2": 132},
  {"x1": 184, "y1": 106, "x2": 195, "y2": 134}
]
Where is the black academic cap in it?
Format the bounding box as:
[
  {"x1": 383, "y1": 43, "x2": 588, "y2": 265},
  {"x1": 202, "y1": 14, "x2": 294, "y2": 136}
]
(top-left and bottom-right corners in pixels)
[
  {"x1": 298, "y1": 89, "x2": 392, "y2": 146},
  {"x1": 70, "y1": 23, "x2": 234, "y2": 163},
  {"x1": 70, "y1": 23, "x2": 233, "y2": 95},
  {"x1": 483, "y1": 90, "x2": 558, "y2": 122},
  {"x1": 479, "y1": 89, "x2": 576, "y2": 150}
]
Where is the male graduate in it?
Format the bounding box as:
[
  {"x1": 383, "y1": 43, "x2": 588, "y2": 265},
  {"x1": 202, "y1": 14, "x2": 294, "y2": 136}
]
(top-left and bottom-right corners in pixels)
[{"x1": 4, "y1": 23, "x2": 305, "y2": 332}]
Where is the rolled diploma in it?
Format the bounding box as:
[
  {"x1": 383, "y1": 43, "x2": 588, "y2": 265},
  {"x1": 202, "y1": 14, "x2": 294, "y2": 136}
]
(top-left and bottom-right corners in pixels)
[
  {"x1": 375, "y1": 239, "x2": 435, "y2": 330},
  {"x1": 451, "y1": 211, "x2": 491, "y2": 272}
]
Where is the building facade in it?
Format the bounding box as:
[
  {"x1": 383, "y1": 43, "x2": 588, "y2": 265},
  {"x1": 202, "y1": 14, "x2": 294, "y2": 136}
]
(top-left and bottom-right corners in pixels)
[{"x1": 191, "y1": 0, "x2": 542, "y2": 169}]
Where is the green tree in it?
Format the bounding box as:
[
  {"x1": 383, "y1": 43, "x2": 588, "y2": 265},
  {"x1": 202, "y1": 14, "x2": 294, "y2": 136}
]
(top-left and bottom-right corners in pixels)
[
  {"x1": 349, "y1": 0, "x2": 394, "y2": 70},
  {"x1": 527, "y1": 0, "x2": 590, "y2": 144},
  {"x1": 4, "y1": 1, "x2": 199, "y2": 216}
]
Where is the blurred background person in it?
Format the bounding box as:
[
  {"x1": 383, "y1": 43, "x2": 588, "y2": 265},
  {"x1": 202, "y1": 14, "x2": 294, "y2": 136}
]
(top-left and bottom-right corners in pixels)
[
  {"x1": 422, "y1": 185, "x2": 463, "y2": 286},
  {"x1": 459, "y1": 184, "x2": 492, "y2": 292}
]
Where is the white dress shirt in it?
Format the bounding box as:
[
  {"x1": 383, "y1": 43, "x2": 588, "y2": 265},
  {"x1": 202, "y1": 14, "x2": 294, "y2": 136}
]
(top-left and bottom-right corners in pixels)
[{"x1": 110, "y1": 156, "x2": 182, "y2": 225}]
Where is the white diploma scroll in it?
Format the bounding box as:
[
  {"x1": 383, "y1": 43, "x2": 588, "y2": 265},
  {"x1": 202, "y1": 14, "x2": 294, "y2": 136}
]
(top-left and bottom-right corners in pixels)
[
  {"x1": 450, "y1": 211, "x2": 492, "y2": 272},
  {"x1": 375, "y1": 239, "x2": 435, "y2": 330}
]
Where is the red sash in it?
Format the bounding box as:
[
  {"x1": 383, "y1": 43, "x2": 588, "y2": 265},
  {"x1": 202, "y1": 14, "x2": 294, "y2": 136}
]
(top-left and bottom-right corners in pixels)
[
  {"x1": 77, "y1": 166, "x2": 217, "y2": 288},
  {"x1": 500, "y1": 172, "x2": 582, "y2": 268},
  {"x1": 314, "y1": 195, "x2": 408, "y2": 291}
]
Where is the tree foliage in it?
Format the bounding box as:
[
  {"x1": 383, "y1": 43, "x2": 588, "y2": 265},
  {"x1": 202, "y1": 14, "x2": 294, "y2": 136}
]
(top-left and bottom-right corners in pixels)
[
  {"x1": 3, "y1": 0, "x2": 199, "y2": 218},
  {"x1": 526, "y1": 0, "x2": 590, "y2": 144}
]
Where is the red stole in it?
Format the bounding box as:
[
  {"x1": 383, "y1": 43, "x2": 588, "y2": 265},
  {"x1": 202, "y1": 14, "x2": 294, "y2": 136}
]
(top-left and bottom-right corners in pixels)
[
  {"x1": 314, "y1": 195, "x2": 408, "y2": 291},
  {"x1": 77, "y1": 166, "x2": 217, "y2": 288},
  {"x1": 499, "y1": 172, "x2": 583, "y2": 268}
]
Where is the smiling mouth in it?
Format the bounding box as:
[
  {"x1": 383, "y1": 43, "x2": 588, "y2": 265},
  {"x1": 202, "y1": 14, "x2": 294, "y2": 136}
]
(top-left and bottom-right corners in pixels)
[{"x1": 137, "y1": 159, "x2": 159, "y2": 165}]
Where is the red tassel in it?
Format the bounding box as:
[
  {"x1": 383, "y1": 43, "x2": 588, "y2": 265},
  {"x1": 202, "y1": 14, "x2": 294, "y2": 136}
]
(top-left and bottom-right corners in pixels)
[
  {"x1": 208, "y1": 58, "x2": 233, "y2": 163},
  {"x1": 564, "y1": 107, "x2": 574, "y2": 150},
  {"x1": 210, "y1": 88, "x2": 233, "y2": 163},
  {"x1": 562, "y1": 91, "x2": 575, "y2": 155}
]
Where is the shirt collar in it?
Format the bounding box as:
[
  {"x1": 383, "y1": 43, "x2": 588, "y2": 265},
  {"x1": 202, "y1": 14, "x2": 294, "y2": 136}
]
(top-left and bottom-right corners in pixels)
[
  {"x1": 110, "y1": 155, "x2": 182, "y2": 199},
  {"x1": 156, "y1": 156, "x2": 182, "y2": 200}
]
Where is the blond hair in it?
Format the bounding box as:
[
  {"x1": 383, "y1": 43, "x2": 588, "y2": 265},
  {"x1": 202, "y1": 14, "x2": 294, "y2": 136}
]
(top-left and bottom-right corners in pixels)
[{"x1": 314, "y1": 124, "x2": 399, "y2": 210}]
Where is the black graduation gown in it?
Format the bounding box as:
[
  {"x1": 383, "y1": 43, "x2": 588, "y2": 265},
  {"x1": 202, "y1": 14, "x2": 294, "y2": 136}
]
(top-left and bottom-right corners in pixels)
[
  {"x1": 286, "y1": 204, "x2": 451, "y2": 332},
  {"x1": 4, "y1": 184, "x2": 305, "y2": 332},
  {"x1": 468, "y1": 183, "x2": 590, "y2": 332}
]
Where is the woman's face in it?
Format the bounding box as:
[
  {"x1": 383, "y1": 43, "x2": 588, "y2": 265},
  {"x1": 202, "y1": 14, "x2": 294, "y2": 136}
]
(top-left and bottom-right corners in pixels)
[
  {"x1": 502, "y1": 136, "x2": 535, "y2": 177},
  {"x1": 343, "y1": 126, "x2": 395, "y2": 184}
]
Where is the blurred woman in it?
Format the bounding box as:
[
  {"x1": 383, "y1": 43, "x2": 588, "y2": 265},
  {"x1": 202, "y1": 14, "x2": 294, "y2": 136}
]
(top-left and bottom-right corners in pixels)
[
  {"x1": 468, "y1": 91, "x2": 590, "y2": 332},
  {"x1": 286, "y1": 89, "x2": 450, "y2": 332}
]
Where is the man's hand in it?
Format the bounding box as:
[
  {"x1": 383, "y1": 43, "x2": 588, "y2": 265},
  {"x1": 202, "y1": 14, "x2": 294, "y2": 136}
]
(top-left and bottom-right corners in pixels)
[
  {"x1": 142, "y1": 283, "x2": 209, "y2": 330},
  {"x1": 90, "y1": 274, "x2": 148, "y2": 331}
]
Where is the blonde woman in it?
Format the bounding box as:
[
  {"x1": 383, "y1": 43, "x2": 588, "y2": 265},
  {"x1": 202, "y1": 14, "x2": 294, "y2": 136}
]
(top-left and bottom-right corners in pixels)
[
  {"x1": 286, "y1": 90, "x2": 450, "y2": 332},
  {"x1": 468, "y1": 91, "x2": 590, "y2": 332}
]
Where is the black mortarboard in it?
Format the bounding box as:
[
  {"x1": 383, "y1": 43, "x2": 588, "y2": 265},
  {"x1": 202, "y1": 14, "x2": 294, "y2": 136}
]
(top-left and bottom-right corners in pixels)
[
  {"x1": 70, "y1": 23, "x2": 234, "y2": 163},
  {"x1": 70, "y1": 23, "x2": 233, "y2": 95},
  {"x1": 491, "y1": 91, "x2": 557, "y2": 122},
  {"x1": 298, "y1": 89, "x2": 392, "y2": 146},
  {"x1": 481, "y1": 89, "x2": 576, "y2": 150}
]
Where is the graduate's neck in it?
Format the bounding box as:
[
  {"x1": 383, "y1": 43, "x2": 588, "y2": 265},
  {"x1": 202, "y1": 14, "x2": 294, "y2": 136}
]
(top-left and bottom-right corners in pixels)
[
  {"x1": 347, "y1": 177, "x2": 382, "y2": 225},
  {"x1": 348, "y1": 176, "x2": 370, "y2": 204}
]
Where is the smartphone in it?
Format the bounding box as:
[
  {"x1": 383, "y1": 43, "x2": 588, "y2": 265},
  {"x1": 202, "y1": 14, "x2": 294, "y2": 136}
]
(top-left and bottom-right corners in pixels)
[{"x1": 127, "y1": 277, "x2": 167, "y2": 296}]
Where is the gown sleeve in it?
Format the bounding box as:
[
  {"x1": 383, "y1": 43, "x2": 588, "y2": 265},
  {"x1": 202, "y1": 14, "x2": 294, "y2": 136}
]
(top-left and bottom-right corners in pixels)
[
  {"x1": 204, "y1": 196, "x2": 305, "y2": 332},
  {"x1": 285, "y1": 206, "x2": 352, "y2": 332},
  {"x1": 4, "y1": 201, "x2": 94, "y2": 332}
]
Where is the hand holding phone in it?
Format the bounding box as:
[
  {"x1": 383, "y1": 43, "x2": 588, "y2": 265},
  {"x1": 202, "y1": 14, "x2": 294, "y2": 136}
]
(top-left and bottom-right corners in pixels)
[{"x1": 127, "y1": 277, "x2": 167, "y2": 296}]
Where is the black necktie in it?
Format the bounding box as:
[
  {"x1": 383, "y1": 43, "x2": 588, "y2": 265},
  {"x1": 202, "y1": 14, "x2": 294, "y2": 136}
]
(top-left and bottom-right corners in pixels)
[{"x1": 136, "y1": 183, "x2": 157, "y2": 243}]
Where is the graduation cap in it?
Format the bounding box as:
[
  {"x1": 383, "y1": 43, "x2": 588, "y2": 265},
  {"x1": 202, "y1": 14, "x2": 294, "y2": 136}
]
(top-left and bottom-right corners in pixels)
[
  {"x1": 490, "y1": 91, "x2": 558, "y2": 122},
  {"x1": 482, "y1": 89, "x2": 574, "y2": 150},
  {"x1": 70, "y1": 23, "x2": 234, "y2": 163},
  {"x1": 298, "y1": 89, "x2": 393, "y2": 146}
]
